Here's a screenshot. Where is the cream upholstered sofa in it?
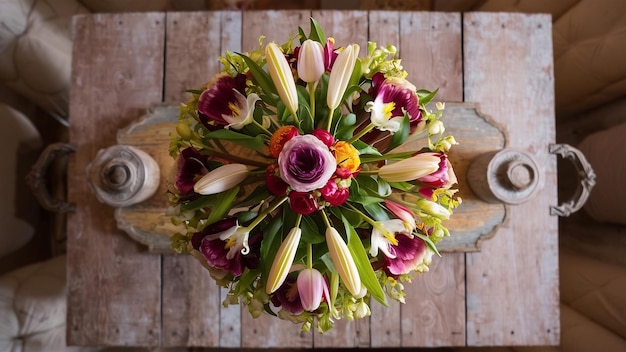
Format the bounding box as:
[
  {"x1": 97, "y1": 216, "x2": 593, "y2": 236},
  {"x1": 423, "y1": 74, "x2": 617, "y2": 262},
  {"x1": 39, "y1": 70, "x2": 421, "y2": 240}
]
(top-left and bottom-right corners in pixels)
[{"x1": 1, "y1": 0, "x2": 626, "y2": 351}]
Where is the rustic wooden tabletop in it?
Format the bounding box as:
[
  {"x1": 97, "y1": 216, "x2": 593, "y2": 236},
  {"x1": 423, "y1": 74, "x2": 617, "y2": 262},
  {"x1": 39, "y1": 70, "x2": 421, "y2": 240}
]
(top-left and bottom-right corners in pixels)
[{"x1": 67, "y1": 10, "x2": 558, "y2": 348}]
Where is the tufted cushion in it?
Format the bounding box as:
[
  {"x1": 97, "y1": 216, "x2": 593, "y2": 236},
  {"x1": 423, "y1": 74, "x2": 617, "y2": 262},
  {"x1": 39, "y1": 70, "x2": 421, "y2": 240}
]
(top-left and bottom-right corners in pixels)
[
  {"x1": 577, "y1": 122, "x2": 626, "y2": 225},
  {"x1": 0, "y1": 255, "x2": 99, "y2": 352},
  {"x1": 0, "y1": 0, "x2": 88, "y2": 118},
  {"x1": 0, "y1": 103, "x2": 42, "y2": 259},
  {"x1": 560, "y1": 248, "x2": 626, "y2": 338}
]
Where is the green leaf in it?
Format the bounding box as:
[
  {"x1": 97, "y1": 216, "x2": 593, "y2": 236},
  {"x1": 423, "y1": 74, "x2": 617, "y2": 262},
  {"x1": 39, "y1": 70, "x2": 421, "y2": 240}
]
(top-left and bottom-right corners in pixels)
[
  {"x1": 238, "y1": 53, "x2": 278, "y2": 102},
  {"x1": 234, "y1": 268, "x2": 260, "y2": 296},
  {"x1": 301, "y1": 215, "x2": 324, "y2": 244},
  {"x1": 298, "y1": 26, "x2": 307, "y2": 43},
  {"x1": 205, "y1": 186, "x2": 240, "y2": 225},
  {"x1": 417, "y1": 88, "x2": 439, "y2": 107},
  {"x1": 185, "y1": 89, "x2": 203, "y2": 95},
  {"x1": 308, "y1": 17, "x2": 326, "y2": 44},
  {"x1": 386, "y1": 114, "x2": 410, "y2": 152},
  {"x1": 260, "y1": 213, "x2": 284, "y2": 279},
  {"x1": 364, "y1": 203, "x2": 390, "y2": 222},
  {"x1": 204, "y1": 129, "x2": 265, "y2": 151},
  {"x1": 353, "y1": 140, "x2": 382, "y2": 156},
  {"x1": 415, "y1": 233, "x2": 441, "y2": 257},
  {"x1": 388, "y1": 181, "x2": 415, "y2": 192},
  {"x1": 341, "y1": 215, "x2": 387, "y2": 306},
  {"x1": 180, "y1": 195, "x2": 214, "y2": 212},
  {"x1": 377, "y1": 178, "x2": 392, "y2": 197}
]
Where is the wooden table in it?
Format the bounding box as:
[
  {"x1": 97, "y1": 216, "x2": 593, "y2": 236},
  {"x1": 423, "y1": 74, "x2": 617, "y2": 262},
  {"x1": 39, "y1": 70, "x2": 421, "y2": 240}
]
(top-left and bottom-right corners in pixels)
[{"x1": 67, "y1": 10, "x2": 559, "y2": 348}]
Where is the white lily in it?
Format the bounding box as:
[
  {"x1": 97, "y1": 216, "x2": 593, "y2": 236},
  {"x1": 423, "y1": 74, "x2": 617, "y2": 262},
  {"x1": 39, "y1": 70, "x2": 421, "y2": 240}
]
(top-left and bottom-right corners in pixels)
[
  {"x1": 223, "y1": 90, "x2": 261, "y2": 130},
  {"x1": 378, "y1": 153, "x2": 441, "y2": 182},
  {"x1": 266, "y1": 227, "x2": 302, "y2": 294},
  {"x1": 193, "y1": 163, "x2": 249, "y2": 195},
  {"x1": 265, "y1": 42, "x2": 299, "y2": 119},
  {"x1": 298, "y1": 39, "x2": 325, "y2": 84},
  {"x1": 327, "y1": 44, "x2": 360, "y2": 111},
  {"x1": 325, "y1": 227, "x2": 361, "y2": 296}
]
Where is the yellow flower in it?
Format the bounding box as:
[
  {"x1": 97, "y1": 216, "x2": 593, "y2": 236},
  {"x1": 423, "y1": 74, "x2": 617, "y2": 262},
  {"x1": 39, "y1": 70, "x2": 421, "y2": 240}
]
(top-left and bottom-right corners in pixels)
[{"x1": 333, "y1": 141, "x2": 360, "y2": 173}]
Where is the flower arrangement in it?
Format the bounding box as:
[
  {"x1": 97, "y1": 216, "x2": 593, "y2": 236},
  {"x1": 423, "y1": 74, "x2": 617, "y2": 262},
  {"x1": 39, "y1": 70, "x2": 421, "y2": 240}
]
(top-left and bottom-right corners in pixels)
[{"x1": 168, "y1": 18, "x2": 460, "y2": 333}]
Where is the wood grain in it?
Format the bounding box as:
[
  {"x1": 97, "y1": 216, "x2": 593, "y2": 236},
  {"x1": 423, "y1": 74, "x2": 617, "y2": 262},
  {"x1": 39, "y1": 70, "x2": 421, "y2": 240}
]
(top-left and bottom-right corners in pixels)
[
  {"x1": 395, "y1": 11, "x2": 466, "y2": 347},
  {"x1": 161, "y1": 11, "x2": 242, "y2": 348},
  {"x1": 67, "y1": 13, "x2": 165, "y2": 347},
  {"x1": 463, "y1": 13, "x2": 560, "y2": 346}
]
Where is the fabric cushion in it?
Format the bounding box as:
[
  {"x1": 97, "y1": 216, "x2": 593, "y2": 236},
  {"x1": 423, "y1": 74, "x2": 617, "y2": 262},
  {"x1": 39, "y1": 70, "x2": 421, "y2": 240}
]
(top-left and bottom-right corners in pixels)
[{"x1": 0, "y1": 103, "x2": 42, "y2": 259}]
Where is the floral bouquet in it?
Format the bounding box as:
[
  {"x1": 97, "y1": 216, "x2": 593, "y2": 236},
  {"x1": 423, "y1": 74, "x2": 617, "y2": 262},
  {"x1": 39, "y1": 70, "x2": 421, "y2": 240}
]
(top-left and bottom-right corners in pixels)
[{"x1": 168, "y1": 18, "x2": 459, "y2": 333}]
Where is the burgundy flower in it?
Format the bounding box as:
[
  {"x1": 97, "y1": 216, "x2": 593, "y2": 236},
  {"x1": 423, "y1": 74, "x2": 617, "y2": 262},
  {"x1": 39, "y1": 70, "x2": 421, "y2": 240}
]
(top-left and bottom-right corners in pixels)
[
  {"x1": 270, "y1": 274, "x2": 304, "y2": 315},
  {"x1": 288, "y1": 191, "x2": 318, "y2": 215},
  {"x1": 311, "y1": 128, "x2": 334, "y2": 147},
  {"x1": 367, "y1": 72, "x2": 423, "y2": 133},
  {"x1": 192, "y1": 217, "x2": 246, "y2": 276},
  {"x1": 323, "y1": 38, "x2": 338, "y2": 72},
  {"x1": 383, "y1": 233, "x2": 432, "y2": 277},
  {"x1": 278, "y1": 135, "x2": 337, "y2": 192},
  {"x1": 175, "y1": 147, "x2": 209, "y2": 196},
  {"x1": 320, "y1": 180, "x2": 349, "y2": 206},
  {"x1": 266, "y1": 163, "x2": 289, "y2": 196},
  {"x1": 416, "y1": 152, "x2": 457, "y2": 189},
  {"x1": 197, "y1": 73, "x2": 247, "y2": 129}
]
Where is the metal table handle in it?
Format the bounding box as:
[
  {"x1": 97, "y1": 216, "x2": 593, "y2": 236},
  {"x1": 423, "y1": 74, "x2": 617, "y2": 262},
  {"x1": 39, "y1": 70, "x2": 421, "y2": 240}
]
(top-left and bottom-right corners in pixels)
[
  {"x1": 549, "y1": 143, "x2": 596, "y2": 217},
  {"x1": 27, "y1": 142, "x2": 76, "y2": 213}
]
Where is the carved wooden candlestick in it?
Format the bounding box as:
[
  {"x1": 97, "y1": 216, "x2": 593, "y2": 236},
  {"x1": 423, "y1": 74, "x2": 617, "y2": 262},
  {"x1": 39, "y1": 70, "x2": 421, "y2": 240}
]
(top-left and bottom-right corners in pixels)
[{"x1": 87, "y1": 145, "x2": 160, "y2": 207}]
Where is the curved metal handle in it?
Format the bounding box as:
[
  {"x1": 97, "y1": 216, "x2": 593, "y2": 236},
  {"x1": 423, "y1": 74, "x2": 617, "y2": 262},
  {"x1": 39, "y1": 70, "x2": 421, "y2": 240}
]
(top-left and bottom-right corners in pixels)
[
  {"x1": 27, "y1": 142, "x2": 77, "y2": 213},
  {"x1": 549, "y1": 143, "x2": 596, "y2": 217}
]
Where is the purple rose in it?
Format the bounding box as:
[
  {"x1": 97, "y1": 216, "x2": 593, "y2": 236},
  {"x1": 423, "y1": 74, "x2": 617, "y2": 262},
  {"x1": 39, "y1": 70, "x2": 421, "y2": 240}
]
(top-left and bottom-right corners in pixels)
[{"x1": 278, "y1": 134, "x2": 336, "y2": 192}]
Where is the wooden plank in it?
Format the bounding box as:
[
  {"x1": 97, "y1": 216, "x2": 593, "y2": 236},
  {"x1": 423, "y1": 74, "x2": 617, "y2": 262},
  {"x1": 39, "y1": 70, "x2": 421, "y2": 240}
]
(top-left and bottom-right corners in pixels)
[
  {"x1": 239, "y1": 10, "x2": 315, "y2": 349},
  {"x1": 241, "y1": 10, "x2": 311, "y2": 52},
  {"x1": 66, "y1": 13, "x2": 165, "y2": 347},
  {"x1": 161, "y1": 11, "x2": 242, "y2": 348},
  {"x1": 396, "y1": 11, "x2": 466, "y2": 347},
  {"x1": 463, "y1": 13, "x2": 560, "y2": 346},
  {"x1": 313, "y1": 10, "x2": 369, "y2": 55}
]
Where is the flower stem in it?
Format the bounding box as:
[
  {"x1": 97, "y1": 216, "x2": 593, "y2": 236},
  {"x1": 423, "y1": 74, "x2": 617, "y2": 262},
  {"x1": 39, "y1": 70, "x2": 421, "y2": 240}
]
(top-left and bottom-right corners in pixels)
[
  {"x1": 347, "y1": 123, "x2": 375, "y2": 144},
  {"x1": 207, "y1": 149, "x2": 268, "y2": 168},
  {"x1": 308, "y1": 83, "x2": 316, "y2": 126},
  {"x1": 244, "y1": 195, "x2": 288, "y2": 231},
  {"x1": 344, "y1": 203, "x2": 398, "y2": 245},
  {"x1": 320, "y1": 209, "x2": 333, "y2": 228},
  {"x1": 359, "y1": 151, "x2": 415, "y2": 164},
  {"x1": 307, "y1": 243, "x2": 313, "y2": 269},
  {"x1": 326, "y1": 108, "x2": 335, "y2": 132},
  {"x1": 252, "y1": 119, "x2": 273, "y2": 136}
]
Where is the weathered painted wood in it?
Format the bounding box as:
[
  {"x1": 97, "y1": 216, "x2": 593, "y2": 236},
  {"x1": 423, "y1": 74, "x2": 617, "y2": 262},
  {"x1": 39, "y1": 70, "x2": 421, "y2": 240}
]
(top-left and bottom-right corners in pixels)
[
  {"x1": 463, "y1": 12, "x2": 559, "y2": 346},
  {"x1": 67, "y1": 13, "x2": 165, "y2": 347},
  {"x1": 437, "y1": 102, "x2": 506, "y2": 252},
  {"x1": 239, "y1": 10, "x2": 315, "y2": 349},
  {"x1": 115, "y1": 105, "x2": 179, "y2": 252},
  {"x1": 241, "y1": 10, "x2": 311, "y2": 52},
  {"x1": 161, "y1": 11, "x2": 242, "y2": 348},
  {"x1": 396, "y1": 11, "x2": 466, "y2": 347}
]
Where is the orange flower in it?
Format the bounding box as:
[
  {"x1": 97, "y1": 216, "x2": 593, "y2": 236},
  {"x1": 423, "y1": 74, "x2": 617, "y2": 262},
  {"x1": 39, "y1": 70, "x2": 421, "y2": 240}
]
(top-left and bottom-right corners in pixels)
[
  {"x1": 269, "y1": 126, "x2": 299, "y2": 158},
  {"x1": 333, "y1": 141, "x2": 360, "y2": 173}
]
